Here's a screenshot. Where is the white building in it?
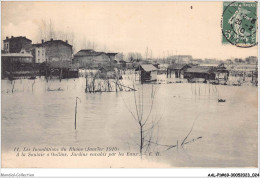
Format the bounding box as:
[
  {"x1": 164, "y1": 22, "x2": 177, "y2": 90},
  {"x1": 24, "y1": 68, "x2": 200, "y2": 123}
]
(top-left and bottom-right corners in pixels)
[{"x1": 32, "y1": 43, "x2": 46, "y2": 63}]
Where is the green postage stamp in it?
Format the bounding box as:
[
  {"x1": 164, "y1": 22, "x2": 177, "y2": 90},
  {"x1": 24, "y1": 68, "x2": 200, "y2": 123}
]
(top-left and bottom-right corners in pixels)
[{"x1": 222, "y1": 1, "x2": 257, "y2": 48}]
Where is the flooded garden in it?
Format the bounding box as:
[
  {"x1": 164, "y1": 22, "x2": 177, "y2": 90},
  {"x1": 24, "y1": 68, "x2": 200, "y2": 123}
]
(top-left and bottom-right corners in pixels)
[{"x1": 1, "y1": 71, "x2": 258, "y2": 167}]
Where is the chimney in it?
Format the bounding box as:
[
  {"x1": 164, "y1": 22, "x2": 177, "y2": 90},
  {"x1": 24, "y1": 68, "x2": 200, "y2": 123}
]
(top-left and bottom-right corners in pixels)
[
  {"x1": 6, "y1": 37, "x2": 9, "y2": 40},
  {"x1": 51, "y1": 38, "x2": 53, "y2": 41},
  {"x1": 65, "y1": 40, "x2": 68, "y2": 44},
  {"x1": 42, "y1": 39, "x2": 44, "y2": 44},
  {"x1": 11, "y1": 36, "x2": 14, "y2": 38}
]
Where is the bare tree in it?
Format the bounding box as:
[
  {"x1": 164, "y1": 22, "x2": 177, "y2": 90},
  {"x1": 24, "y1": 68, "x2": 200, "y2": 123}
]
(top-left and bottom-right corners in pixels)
[
  {"x1": 150, "y1": 49, "x2": 153, "y2": 59},
  {"x1": 122, "y1": 84, "x2": 203, "y2": 158},
  {"x1": 135, "y1": 52, "x2": 142, "y2": 61},
  {"x1": 38, "y1": 19, "x2": 47, "y2": 41},
  {"x1": 116, "y1": 53, "x2": 124, "y2": 61},
  {"x1": 127, "y1": 52, "x2": 142, "y2": 62},
  {"x1": 127, "y1": 52, "x2": 135, "y2": 62},
  {"x1": 37, "y1": 19, "x2": 75, "y2": 47},
  {"x1": 145, "y1": 46, "x2": 149, "y2": 60},
  {"x1": 49, "y1": 19, "x2": 55, "y2": 39},
  {"x1": 87, "y1": 40, "x2": 92, "y2": 49},
  {"x1": 80, "y1": 39, "x2": 99, "y2": 51},
  {"x1": 67, "y1": 32, "x2": 75, "y2": 53},
  {"x1": 81, "y1": 37, "x2": 87, "y2": 49},
  {"x1": 123, "y1": 84, "x2": 161, "y2": 157},
  {"x1": 92, "y1": 41, "x2": 96, "y2": 50},
  {"x1": 103, "y1": 44, "x2": 107, "y2": 52}
]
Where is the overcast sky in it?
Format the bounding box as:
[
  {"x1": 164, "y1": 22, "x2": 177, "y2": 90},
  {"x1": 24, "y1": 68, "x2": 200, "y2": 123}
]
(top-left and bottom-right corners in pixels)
[{"x1": 1, "y1": 1, "x2": 258, "y2": 60}]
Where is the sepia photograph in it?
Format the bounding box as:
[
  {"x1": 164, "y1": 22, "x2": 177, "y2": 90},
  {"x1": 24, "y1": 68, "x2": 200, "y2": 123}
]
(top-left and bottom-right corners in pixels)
[{"x1": 0, "y1": 0, "x2": 259, "y2": 175}]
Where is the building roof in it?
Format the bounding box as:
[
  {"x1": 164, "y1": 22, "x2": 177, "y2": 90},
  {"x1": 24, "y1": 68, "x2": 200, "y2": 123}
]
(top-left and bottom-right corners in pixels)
[
  {"x1": 1, "y1": 53, "x2": 33, "y2": 58},
  {"x1": 4, "y1": 36, "x2": 32, "y2": 42},
  {"x1": 168, "y1": 55, "x2": 192, "y2": 58},
  {"x1": 98, "y1": 66, "x2": 107, "y2": 71},
  {"x1": 32, "y1": 39, "x2": 72, "y2": 48},
  {"x1": 32, "y1": 43, "x2": 43, "y2": 47},
  {"x1": 199, "y1": 63, "x2": 219, "y2": 67},
  {"x1": 74, "y1": 49, "x2": 117, "y2": 58},
  {"x1": 106, "y1": 53, "x2": 118, "y2": 56},
  {"x1": 74, "y1": 49, "x2": 105, "y2": 57},
  {"x1": 185, "y1": 67, "x2": 212, "y2": 73},
  {"x1": 135, "y1": 64, "x2": 158, "y2": 72},
  {"x1": 168, "y1": 64, "x2": 190, "y2": 70}
]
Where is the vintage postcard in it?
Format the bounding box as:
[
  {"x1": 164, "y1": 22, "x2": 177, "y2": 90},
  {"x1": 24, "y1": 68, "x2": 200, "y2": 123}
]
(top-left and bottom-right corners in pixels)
[{"x1": 1, "y1": 0, "x2": 258, "y2": 172}]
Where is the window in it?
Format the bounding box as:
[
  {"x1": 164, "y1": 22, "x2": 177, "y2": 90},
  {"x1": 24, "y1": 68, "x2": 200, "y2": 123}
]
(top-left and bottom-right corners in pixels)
[{"x1": 4, "y1": 43, "x2": 9, "y2": 52}]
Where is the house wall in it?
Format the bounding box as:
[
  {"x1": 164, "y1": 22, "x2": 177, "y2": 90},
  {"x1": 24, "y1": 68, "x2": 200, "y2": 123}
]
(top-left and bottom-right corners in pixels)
[
  {"x1": 3, "y1": 42, "x2": 9, "y2": 53},
  {"x1": 4, "y1": 38, "x2": 32, "y2": 53},
  {"x1": 32, "y1": 47, "x2": 46, "y2": 63},
  {"x1": 93, "y1": 54, "x2": 110, "y2": 63},
  {"x1": 126, "y1": 63, "x2": 134, "y2": 68},
  {"x1": 45, "y1": 43, "x2": 72, "y2": 62},
  {"x1": 1, "y1": 56, "x2": 33, "y2": 76},
  {"x1": 139, "y1": 70, "x2": 157, "y2": 82},
  {"x1": 233, "y1": 64, "x2": 257, "y2": 72},
  {"x1": 184, "y1": 72, "x2": 215, "y2": 80},
  {"x1": 74, "y1": 54, "x2": 110, "y2": 68},
  {"x1": 74, "y1": 56, "x2": 93, "y2": 67},
  {"x1": 151, "y1": 71, "x2": 157, "y2": 81},
  {"x1": 140, "y1": 71, "x2": 150, "y2": 82},
  {"x1": 215, "y1": 72, "x2": 229, "y2": 81},
  {"x1": 108, "y1": 55, "x2": 116, "y2": 61},
  {"x1": 7, "y1": 57, "x2": 33, "y2": 63}
]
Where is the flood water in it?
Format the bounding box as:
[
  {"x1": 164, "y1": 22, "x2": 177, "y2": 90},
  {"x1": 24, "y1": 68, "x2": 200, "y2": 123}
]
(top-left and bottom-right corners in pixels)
[{"x1": 1, "y1": 74, "x2": 258, "y2": 167}]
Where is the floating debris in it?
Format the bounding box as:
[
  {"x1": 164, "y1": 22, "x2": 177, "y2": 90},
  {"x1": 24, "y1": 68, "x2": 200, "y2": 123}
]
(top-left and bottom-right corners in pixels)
[{"x1": 47, "y1": 87, "x2": 63, "y2": 91}]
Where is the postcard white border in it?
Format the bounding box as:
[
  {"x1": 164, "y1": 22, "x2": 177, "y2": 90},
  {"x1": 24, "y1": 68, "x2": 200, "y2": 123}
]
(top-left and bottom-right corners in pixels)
[{"x1": 0, "y1": 0, "x2": 259, "y2": 177}]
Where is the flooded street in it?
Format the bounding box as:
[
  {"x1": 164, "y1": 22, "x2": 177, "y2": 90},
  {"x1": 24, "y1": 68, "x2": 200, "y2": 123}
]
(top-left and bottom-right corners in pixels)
[{"x1": 1, "y1": 75, "x2": 258, "y2": 167}]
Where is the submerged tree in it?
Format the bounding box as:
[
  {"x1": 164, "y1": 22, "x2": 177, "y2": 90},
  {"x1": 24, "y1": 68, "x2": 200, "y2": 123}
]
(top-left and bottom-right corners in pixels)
[
  {"x1": 123, "y1": 84, "x2": 203, "y2": 158},
  {"x1": 123, "y1": 84, "x2": 161, "y2": 157}
]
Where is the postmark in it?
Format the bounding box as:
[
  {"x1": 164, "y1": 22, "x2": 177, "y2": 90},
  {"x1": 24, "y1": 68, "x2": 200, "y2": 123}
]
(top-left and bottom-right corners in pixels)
[{"x1": 222, "y1": 1, "x2": 258, "y2": 48}]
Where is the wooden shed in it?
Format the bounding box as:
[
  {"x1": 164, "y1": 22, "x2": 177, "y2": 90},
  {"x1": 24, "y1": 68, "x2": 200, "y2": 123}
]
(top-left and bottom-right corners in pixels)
[
  {"x1": 184, "y1": 66, "x2": 215, "y2": 81},
  {"x1": 135, "y1": 64, "x2": 158, "y2": 83},
  {"x1": 167, "y1": 64, "x2": 191, "y2": 78}
]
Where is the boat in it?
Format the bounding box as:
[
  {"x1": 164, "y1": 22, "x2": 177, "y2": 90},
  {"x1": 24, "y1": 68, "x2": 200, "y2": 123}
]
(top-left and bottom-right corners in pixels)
[
  {"x1": 47, "y1": 87, "x2": 63, "y2": 91},
  {"x1": 218, "y1": 99, "x2": 226, "y2": 102}
]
